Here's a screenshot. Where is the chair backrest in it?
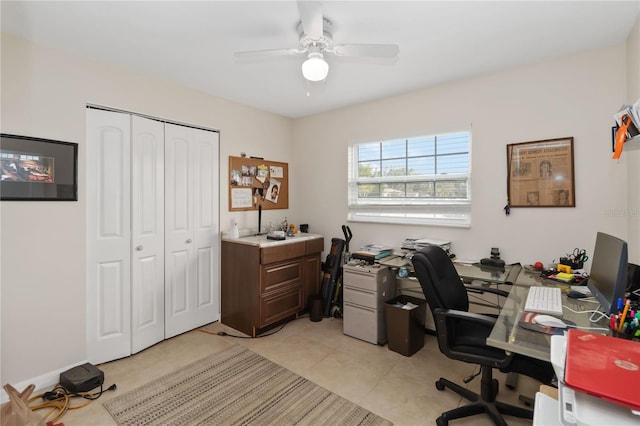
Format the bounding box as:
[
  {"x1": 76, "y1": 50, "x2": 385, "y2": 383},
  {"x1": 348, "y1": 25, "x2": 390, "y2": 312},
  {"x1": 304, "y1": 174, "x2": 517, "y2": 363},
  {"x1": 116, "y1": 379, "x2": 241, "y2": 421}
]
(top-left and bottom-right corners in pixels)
[{"x1": 412, "y1": 245, "x2": 469, "y2": 314}]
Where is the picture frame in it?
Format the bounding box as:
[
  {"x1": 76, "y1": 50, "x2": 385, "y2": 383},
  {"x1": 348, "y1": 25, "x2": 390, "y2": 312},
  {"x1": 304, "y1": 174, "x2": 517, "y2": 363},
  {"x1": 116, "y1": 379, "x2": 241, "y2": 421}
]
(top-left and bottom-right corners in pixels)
[
  {"x1": 1, "y1": 133, "x2": 78, "y2": 201},
  {"x1": 506, "y1": 137, "x2": 575, "y2": 207}
]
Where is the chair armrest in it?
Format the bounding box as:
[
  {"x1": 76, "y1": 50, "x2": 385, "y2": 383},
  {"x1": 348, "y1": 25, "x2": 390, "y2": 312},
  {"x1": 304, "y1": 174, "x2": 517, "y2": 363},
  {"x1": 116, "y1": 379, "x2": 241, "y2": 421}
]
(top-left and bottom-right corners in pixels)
[
  {"x1": 433, "y1": 308, "x2": 497, "y2": 328},
  {"x1": 464, "y1": 284, "x2": 510, "y2": 299},
  {"x1": 433, "y1": 308, "x2": 512, "y2": 369}
]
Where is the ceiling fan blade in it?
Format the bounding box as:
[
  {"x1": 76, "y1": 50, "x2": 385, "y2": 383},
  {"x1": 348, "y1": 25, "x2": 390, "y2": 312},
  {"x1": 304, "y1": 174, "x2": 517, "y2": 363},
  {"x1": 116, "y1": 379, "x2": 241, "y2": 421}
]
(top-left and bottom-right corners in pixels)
[
  {"x1": 298, "y1": 0, "x2": 323, "y2": 40},
  {"x1": 332, "y1": 44, "x2": 400, "y2": 58},
  {"x1": 235, "y1": 48, "x2": 304, "y2": 59}
]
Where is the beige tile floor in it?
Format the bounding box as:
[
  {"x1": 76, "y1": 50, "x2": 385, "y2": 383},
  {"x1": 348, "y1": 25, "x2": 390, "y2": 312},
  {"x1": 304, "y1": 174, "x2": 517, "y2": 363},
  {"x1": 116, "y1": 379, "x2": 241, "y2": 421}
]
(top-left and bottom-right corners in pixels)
[{"x1": 52, "y1": 318, "x2": 540, "y2": 425}]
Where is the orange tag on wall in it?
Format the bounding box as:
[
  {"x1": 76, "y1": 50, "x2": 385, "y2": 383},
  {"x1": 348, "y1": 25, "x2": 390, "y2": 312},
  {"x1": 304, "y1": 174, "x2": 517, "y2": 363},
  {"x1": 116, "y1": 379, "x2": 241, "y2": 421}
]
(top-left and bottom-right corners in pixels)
[{"x1": 612, "y1": 115, "x2": 631, "y2": 160}]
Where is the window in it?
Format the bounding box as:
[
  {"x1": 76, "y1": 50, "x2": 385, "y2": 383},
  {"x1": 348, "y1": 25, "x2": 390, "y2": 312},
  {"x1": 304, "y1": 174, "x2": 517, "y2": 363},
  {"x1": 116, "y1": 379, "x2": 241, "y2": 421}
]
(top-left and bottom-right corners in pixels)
[{"x1": 348, "y1": 132, "x2": 471, "y2": 227}]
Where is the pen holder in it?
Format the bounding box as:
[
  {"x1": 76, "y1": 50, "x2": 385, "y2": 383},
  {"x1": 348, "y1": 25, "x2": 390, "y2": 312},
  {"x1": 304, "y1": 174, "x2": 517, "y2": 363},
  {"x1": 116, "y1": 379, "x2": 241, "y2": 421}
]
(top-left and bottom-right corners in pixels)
[
  {"x1": 609, "y1": 330, "x2": 640, "y2": 342},
  {"x1": 559, "y1": 257, "x2": 583, "y2": 270}
]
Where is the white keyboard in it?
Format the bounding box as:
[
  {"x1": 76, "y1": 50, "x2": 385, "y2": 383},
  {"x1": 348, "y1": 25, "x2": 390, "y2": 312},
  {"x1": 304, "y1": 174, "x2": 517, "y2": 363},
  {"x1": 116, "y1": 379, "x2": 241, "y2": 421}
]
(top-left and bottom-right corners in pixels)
[{"x1": 524, "y1": 286, "x2": 563, "y2": 316}]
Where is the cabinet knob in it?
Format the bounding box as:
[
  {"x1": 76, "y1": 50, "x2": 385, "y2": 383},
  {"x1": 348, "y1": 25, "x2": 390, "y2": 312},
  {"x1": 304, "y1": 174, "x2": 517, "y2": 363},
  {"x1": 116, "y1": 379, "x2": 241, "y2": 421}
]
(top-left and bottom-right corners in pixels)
[
  {"x1": 135, "y1": 245, "x2": 143, "y2": 251},
  {"x1": 185, "y1": 239, "x2": 192, "y2": 244}
]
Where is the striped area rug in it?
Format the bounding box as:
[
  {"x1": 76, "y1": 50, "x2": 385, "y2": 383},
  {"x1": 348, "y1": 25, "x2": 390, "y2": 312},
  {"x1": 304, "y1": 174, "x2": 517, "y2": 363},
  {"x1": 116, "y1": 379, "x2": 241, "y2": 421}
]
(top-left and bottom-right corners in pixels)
[{"x1": 104, "y1": 345, "x2": 392, "y2": 425}]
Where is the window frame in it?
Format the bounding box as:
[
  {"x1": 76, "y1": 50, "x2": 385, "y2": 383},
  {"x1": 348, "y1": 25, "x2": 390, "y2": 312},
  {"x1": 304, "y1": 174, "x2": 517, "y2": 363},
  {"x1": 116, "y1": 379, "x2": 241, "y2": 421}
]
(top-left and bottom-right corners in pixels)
[{"x1": 347, "y1": 131, "x2": 472, "y2": 227}]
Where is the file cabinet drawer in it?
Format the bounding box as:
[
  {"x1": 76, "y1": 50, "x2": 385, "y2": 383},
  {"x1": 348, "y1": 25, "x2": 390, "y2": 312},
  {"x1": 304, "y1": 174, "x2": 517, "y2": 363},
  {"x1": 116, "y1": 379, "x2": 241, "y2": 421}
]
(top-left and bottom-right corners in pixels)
[
  {"x1": 343, "y1": 286, "x2": 376, "y2": 308},
  {"x1": 343, "y1": 303, "x2": 381, "y2": 345},
  {"x1": 343, "y1": 269, "x2": 378, "y2": 291}
]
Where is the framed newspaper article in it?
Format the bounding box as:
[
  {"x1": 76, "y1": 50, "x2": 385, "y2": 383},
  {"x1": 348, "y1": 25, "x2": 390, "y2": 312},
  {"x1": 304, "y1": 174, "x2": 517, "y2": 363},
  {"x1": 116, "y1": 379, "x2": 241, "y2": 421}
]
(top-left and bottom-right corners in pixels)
[{"x1": 506, "y1": 137, "x2": 575, "y2": 207}]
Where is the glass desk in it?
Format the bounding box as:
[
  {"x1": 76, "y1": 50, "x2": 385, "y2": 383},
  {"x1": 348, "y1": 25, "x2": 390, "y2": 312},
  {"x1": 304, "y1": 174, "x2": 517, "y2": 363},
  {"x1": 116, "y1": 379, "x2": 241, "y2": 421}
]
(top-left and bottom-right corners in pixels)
[
  {"x1": 453, "y1": 262, "x2": 521, "y2": 285},
  {"x1": 378, "y1": 256, "x2": 522, "y2": 285},
  {"x1": 487, "y1": 282, "x2": 608, "y2": 362}
]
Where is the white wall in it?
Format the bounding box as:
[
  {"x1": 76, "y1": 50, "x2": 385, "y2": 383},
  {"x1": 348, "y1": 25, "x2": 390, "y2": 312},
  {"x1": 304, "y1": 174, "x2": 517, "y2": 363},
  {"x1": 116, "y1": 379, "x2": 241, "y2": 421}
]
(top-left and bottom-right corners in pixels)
[
  {"x1": 292, "y1": 44, "x2": 632, "y2": 267},
  {"x1": 0, "y1": 33, "x2": 294, "y2": 389},
  {"x1": 2, "y1": 19, "x2": 639, "y2": 392},
  {"x1": 626, "y1": 18, "x2": 640, "y2": 264}
]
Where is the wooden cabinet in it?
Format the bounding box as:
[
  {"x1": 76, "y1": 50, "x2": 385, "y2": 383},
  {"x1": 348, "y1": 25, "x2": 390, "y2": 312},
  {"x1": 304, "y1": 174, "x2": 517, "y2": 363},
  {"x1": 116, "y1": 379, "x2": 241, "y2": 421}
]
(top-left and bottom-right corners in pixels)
[{"x1": 221, "y1": 235, "x2": 323, "y2": 337}]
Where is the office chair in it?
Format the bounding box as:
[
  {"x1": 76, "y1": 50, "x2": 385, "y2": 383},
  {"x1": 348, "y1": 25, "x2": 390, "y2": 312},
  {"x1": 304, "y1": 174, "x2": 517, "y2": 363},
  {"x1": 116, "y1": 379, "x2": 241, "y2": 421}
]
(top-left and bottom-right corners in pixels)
[{"x1": 412, "y1": 246, "x2": 554, "y2": 426}]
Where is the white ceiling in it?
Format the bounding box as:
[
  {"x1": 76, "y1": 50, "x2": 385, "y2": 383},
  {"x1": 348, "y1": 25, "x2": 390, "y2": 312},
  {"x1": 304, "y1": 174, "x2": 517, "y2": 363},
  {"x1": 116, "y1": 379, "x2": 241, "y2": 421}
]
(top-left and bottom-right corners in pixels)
[{"x1": 2, "y1": 1, "x2": 639, "y2": 118}]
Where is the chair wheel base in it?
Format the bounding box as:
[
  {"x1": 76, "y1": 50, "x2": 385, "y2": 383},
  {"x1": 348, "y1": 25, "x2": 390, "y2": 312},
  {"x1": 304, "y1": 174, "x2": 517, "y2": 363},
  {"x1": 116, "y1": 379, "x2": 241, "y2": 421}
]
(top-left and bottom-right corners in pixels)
[
  {"x1": 436, "y1": 416, "x2": 447, "y2": 426},
  {"x1": 435, "y1": 380, "x2": 445, "y2": 391}
]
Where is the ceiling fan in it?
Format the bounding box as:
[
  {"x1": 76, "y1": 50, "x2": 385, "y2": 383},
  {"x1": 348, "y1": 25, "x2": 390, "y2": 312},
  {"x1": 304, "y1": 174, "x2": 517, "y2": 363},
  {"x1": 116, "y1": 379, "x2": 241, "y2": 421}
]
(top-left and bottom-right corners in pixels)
[{"x1": 234, "y1": 1, "x2": 399, "y2": 82}]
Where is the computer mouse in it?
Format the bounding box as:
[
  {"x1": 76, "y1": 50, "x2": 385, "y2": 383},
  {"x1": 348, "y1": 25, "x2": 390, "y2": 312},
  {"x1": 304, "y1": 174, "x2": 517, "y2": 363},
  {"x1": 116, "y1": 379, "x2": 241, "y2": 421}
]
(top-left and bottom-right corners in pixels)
[
  {"x1": 533, "y1": 315, "x2": 569, "y2": 329},
  {"x1": 567, "y1": 290, "x2": 587, "y2": 299}
]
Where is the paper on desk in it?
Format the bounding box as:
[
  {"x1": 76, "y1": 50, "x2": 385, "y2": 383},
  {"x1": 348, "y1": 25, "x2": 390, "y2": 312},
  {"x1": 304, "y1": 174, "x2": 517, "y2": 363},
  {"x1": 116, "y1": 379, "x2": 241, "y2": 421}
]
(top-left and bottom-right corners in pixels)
[{"x1": 454, "y1": 259, "x2": 479, "y2": 266}]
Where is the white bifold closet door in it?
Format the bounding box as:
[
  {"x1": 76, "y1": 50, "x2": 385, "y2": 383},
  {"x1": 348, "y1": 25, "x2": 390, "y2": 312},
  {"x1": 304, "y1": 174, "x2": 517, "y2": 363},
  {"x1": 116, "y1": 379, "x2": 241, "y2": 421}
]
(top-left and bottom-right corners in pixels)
[
  {"x1": 87, "y1": 109, "x2": 219, "y2": 365},
  {"x1": 87, "y1": 109, "x2": 133, "y2": 363},
  {"x1": 131, "y1": 116, "x2": 165, "y2": 354},
  {"x1": 164, "y1": 123, "x2": 219, "y2": 339}
]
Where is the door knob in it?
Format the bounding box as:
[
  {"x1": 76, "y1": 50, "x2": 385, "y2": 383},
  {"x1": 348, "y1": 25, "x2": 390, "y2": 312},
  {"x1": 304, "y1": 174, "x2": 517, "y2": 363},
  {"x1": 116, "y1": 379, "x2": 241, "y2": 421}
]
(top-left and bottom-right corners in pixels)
[
  {"x1": 135, "y1": 245, "x2": 143, "y2": 251},
  {"x1": 186, "y1": 239, "x2": 192, "y2": 244}
]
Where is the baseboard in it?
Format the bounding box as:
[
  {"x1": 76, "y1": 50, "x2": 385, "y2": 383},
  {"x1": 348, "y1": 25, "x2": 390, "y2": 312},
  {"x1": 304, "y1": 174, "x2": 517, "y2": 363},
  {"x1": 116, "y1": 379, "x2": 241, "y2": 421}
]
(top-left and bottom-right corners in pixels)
[{"x1": 1, "y1": 360, "x2": 89, "y2": 403}]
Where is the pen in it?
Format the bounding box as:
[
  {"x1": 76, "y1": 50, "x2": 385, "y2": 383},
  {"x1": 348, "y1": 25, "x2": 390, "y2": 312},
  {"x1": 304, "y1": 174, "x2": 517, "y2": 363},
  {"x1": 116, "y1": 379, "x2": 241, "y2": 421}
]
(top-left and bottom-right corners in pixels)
[{"x1": 619, "y1": 300, "x2": 630, "y2": 333}]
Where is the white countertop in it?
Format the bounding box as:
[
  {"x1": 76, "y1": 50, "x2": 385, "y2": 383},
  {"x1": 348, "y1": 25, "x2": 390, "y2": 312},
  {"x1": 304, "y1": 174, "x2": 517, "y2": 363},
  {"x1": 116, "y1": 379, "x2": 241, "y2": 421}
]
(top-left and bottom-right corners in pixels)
[{"x1": 222, "y1": 232, "x2": 323, "y2": 248}]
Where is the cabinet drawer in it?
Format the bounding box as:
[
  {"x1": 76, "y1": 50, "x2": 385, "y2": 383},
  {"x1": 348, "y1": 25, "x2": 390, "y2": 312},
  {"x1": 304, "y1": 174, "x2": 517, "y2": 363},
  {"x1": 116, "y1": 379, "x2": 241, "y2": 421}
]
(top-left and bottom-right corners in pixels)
[
  {"x1": 305, "y1": 237, "x2": 324, "y2": 255},
  {"x1": 261, "y1": 259, "x2": 303, "y2": 293},
  {"x1": 260, "y1": 286, "x2": 302, "y2": 326},
  {"x1": 262, "y1": 242, "x2": 305, "y2": 264},
  {"x1": 343, "y1": 269, "x2": 379, "y2": 291},
  {"x1": 343, "y1": 286, "x2": 377, "y2": 309},
  {"x1": 343, "y1": 303, "x2": 381, "y2": 345}
]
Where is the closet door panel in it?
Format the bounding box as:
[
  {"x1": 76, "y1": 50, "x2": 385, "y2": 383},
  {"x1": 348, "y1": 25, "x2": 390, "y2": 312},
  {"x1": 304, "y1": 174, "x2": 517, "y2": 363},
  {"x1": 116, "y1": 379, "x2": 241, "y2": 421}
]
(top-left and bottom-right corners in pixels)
[
  {"x1": 131, "y1": 116, "x2": 165, "y2": 354},
  {"x1": 168, "y1": 251, "x2": 189, "y2": 314},
  {"x1": 192, "y1": 129, "x2": 219, "y2": 326},
  {"x1": 164, "y1": 124, "x2": 196, "y2": 338},
  {"x1": 196, "y1": 246, "x2": 213, "y2": 306},
  {"x1": 97, "y1": 262, "x2": 126, "y2": 336},
  {"x1": 87, "y1": 109, "x2": 131, "y2": 364}
]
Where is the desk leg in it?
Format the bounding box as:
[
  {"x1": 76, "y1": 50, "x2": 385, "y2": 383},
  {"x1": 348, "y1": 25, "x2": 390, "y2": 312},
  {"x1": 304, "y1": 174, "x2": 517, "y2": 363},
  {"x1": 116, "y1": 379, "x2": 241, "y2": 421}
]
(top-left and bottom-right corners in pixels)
[
  {"x1": 505, "y1": 372, "x2": 535, "y2": 407},
  {"x1": 506, "y1": 372, "x2": 518, "y2": 389}
]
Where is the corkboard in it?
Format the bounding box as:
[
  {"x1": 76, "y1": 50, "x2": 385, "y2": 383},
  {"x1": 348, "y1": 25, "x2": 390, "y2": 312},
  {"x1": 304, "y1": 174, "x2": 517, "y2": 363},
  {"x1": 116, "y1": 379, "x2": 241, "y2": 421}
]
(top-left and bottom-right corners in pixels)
[{"x1": 228, "y1": 156, "x2": 288, "y2": 211}]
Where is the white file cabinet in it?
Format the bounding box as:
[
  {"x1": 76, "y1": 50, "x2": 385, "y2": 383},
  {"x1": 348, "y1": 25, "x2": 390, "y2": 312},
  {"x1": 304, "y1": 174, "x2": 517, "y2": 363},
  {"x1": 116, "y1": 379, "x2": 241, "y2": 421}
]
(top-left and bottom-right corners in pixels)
[{"x1": 343, "y1": 264, "x2": 395, "y2": 345}]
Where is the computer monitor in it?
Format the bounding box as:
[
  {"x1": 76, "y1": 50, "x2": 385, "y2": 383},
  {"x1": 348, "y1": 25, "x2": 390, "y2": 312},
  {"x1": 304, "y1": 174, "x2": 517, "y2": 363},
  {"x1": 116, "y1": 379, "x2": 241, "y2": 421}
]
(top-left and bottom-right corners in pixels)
[{"x1": 586, "y1": 232, "x2": 628, "y2": 315}]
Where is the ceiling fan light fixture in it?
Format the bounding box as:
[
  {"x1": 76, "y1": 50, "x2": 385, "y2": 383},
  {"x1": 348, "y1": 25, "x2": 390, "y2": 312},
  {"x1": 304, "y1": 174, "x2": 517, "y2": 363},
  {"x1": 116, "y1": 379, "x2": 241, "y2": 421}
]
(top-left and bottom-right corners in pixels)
[{"x1": 302, "y1": 52, "x2": 329, "y2": 82}]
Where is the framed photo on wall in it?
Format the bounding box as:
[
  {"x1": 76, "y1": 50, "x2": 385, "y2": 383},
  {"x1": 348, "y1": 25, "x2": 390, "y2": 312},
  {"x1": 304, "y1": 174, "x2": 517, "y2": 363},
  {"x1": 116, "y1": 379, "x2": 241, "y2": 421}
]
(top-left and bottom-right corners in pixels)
[
  {"x1": 1, "y1": 133, "x2": 78, "y2": 201},
  {"x1": 506, "y1": 137, "x2": 575, "y2": 207}
]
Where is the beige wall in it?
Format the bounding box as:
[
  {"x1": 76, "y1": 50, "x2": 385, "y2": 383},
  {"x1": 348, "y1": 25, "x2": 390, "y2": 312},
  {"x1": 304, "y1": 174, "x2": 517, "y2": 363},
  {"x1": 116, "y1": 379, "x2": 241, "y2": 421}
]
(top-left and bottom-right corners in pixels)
[
  {"x1": 0, "y1": 33, "x2": 294, "y2": 390},
  {"x1": 626, "y1": 17, "x2": 640, "y2": 263},
  {"x1": 292, "y1": 44, "x2": 632, "y2": 265},
  {"x1": 2, "y1": 15, "x2": 639, "y2": 392}
]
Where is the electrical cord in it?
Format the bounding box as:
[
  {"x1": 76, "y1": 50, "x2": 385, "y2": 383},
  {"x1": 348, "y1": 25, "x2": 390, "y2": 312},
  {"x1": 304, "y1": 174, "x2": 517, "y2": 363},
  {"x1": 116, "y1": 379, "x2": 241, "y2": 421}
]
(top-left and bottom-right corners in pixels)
[
  {"x1": 200, "y1": 314, "x2": 311, "y2": 338},
  {"x1": 28, "y1": 383, "x2": 117, "y2": 423},
  {"x1": 562, "y1": 304, "x2": 611, "y2": 326}
]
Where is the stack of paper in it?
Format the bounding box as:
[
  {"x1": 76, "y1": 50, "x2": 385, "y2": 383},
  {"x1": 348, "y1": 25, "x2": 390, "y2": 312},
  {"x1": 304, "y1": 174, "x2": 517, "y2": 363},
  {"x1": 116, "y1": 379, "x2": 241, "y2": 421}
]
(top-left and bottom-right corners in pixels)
[
  {"x1": 614, "y1": 102, "x2": 640, "y2": 138},
  {"x1": 401, "y1": 238, "x2": 451, "y2": 254},
  {"x1": 358, "y1": 244, "x2": 393, "y2": 259}
]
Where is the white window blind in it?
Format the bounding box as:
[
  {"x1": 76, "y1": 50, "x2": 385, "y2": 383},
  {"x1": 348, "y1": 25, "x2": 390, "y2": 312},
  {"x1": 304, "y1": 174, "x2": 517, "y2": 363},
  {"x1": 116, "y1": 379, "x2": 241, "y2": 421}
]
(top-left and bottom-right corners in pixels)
[{"x1": 348, "y1": 132, "x2": 471, "y2": 227}]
